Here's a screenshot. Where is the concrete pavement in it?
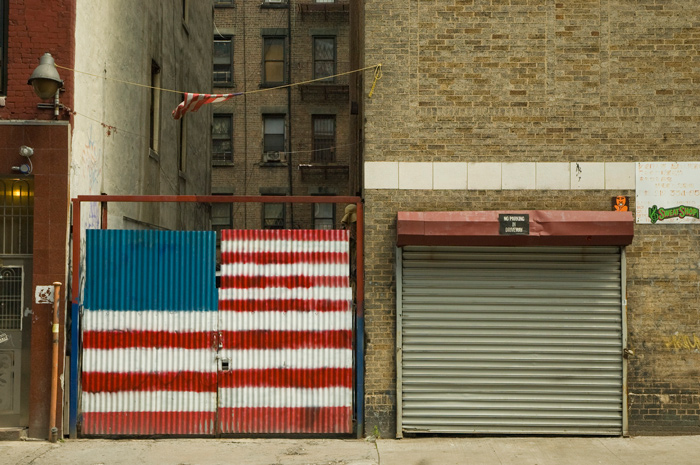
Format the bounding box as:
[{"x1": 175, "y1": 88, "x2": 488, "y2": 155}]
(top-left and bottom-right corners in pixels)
[{"x1": 2, "y1": 435, "x2": 699, "y2": 465}]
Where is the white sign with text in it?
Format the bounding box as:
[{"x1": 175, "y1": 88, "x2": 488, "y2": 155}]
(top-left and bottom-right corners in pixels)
[{"x1": 636, "y1": 162, "x2": 700, "y2": 224}]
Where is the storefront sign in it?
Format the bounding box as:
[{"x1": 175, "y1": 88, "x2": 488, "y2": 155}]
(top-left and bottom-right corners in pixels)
[
  {"x1": 499, "y1": 214, "x2": 529, "y2": 235},
  {"x1": 637, "y1": 162, "x2": 700, "y2": 224}
]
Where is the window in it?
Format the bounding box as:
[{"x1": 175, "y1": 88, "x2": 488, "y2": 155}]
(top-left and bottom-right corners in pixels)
[
  {"x1": 149, "y1": 60, "x2": 161, "y2": 155},
  {"x1": 179, "y1": 107, "x2": 187, "y2": 172},
  {"x1": 314, "y1": 203, "x2": 334, "y2": 230},
  {"x1": 263, "y1": 37, "x2": 285, "y2": 85},
  {"x1": 182, "y1": 0, "x2": 189, "y2": 22},
  {"x1": 0, "y1": 0, "x2": 6, "y2": 95},
  {"x1": 312, "y1": 115, "x2": 335, "y2": 163},
  {"x1": 214, "y1": 37, "x2": 233, "y2": 86},
  {"x1": 313, "y1": 37, "x2": 336, "y2": 81},
  {"x1": 213, "y1": 114, "x2": 233, "y2": 164},
  {"x1": 211, "y1": 198, "x2": 233, "y2": 241},
  {"x1": 263, "y1": 115, "x2": 285, "y2": 154},
  {"x1": 263, "y1": 203, "x2": 285, "y2": 229}
]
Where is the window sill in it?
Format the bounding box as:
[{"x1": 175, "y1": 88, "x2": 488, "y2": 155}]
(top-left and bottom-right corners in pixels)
[
  {"x1": 213, "y1": 82, "x2": 235, "y2": 89},
  {"x1": 259, "y1": 161, "x2": 288, "y2": 168},
  {"x1": 260, "y1": 2, "x2": 289, "y2": 10},
  {"x1": 259, "y1": 82, "x2": 286, "y2": 89},
  {"x1": 213, "y1": 161, "x2": 235, "y2": 167}
]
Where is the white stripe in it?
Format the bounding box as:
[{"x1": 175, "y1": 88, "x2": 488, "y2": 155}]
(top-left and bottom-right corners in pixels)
[
  {"x1": 218, "y1": 287, "x2": 352, "y2": 301},
  {"x1": 219, "y1": 387, "x2": 352, "y2": 408},
  {"x1": 221, "y1": 240, "x2": 348, "y2": 254},
  {"x1": 218, "y1": 311, "x2": 352, "y2": 331},
  {"x1": 220, "y1": 263, "x2": 348, "y2": 277},
  {"x1": 82, "y1": 391, "x2": 216, "y2": 413},
  {"x1": 218, "y1": 349, "x2": 353, "y2": 369},
  {"x1": 82, "y1": 349, "x2": 217, "y2": 373},
  {"x1": 82, "y1": 310, "x2": 218, "y2": 332}
]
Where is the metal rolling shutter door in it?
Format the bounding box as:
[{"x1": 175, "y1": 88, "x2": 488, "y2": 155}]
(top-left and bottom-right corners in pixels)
[{"x1": 399, "y1": 246, "x2": 623, "y2": 435}]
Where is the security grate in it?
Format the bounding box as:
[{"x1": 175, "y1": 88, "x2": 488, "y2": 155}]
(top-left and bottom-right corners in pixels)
[
  {"x1": 0, "y1": 267, "x2": 22, "y2": 330},
  {"x1": 1, "y1": 178, "x2": 34, "y2": 255}
]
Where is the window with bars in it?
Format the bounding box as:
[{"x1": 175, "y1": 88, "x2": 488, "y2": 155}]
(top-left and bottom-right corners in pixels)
[
  {"x1": 213, "y1": 114, "x2": 233, "y2": 164},
  {"x1": 214, "y1": 37, "x2": 233, "y2": 86},
  {"x1": 263, "y1": 37, "x2": 285, "y2": 86},
  {"x1": 1, "y1": 178, "x2": 33, "y2": 255},
  {"x1": 312, "y1": 115, "x2": 335, "y2": 163},
  {"x1": 313, "y1": 36, "x2": 336, "y2": 81}
]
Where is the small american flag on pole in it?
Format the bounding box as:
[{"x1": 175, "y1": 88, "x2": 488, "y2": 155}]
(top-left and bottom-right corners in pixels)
[{"x1": 172, "y1": 92, "x2": 243, "y2": 119}]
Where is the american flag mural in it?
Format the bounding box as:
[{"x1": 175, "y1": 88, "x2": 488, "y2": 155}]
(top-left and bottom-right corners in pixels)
[
  {"x1": 81, "y1": 230, "x2": 218, "y2": 435},
  {"x1": 218, "y1": 229, "x2": 353, "y2": 434}
]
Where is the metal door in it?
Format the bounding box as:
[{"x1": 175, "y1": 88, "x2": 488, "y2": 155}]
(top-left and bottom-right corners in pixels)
[
  {"x1": 217, "y1": 229, "x2": 354, "y2": 434},
  {"x1": 80, "y1": 228, "x2": 353, "y2": 436},
  {"x1": 0, "y1": 260, "x2": 32, "y2": 428},
  {"x1": 397, "y1": 246, "x2": 625, "y2": 435},
  {"x1": 81, "y1": 230, "x2": 218, "y2": 435}
]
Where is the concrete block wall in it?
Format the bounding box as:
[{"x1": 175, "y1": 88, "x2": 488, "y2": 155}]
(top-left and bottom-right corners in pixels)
[{"x1": 363, "y1": 0, "x2": 700, "y2": 437}]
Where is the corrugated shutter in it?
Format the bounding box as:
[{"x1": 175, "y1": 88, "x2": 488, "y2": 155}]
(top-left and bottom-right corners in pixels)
[
  {"x1": 398, "y1": 246, "x2": 623, "y2": 435},
  {"x1": 81, "y1": 230, "x2": 218, "y2": 436}
]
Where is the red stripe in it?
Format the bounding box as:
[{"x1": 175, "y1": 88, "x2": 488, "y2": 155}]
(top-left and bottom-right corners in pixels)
[
  {"x1": 218, "y1": 299, "x2": 350, "y2": 312},
  {"x1": 83, "y1": 331, "x2": 212, "y2": 350},
  {"x1": 220, "y1": 275, "x2": 348, "y2": 289},
  {"x1": 221, "y1": 251, "x2": 348, "y2": 265},
  {"x1": 221, "y1": 330, "x2": 351, "y2": 350},
  {"x1": 218, "y1": 406, "x2": 352, "y2": 434},
  {"x1": 82, "y1": 372, "x2": 217, "y2": 393},
  {"x1": 81, "y1": 411, "x2": 216, "y2": 435},
  {"x1": 222, "y1": 229, "x2": 348, "y2": 242},
  {"x1": 218, "y1": 368, "x2": 352, "y2": 388}
]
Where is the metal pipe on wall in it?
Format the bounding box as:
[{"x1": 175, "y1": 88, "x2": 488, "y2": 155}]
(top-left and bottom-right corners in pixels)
[{"x1": 49, "y1": 281, "x2": 62, "y2": 442}]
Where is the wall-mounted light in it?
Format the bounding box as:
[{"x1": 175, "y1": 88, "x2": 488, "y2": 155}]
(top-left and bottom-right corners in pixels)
[
  {"x1": 12, "y1": 145, "x2": 34, "y2": 175},
  {"x1": 27, "y1": 53, "x2": 65, "y2": 117}
]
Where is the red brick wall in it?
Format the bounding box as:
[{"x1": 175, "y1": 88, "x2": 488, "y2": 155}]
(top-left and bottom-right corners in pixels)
[{"x1": 0, "y1": 0, "x2": 75, "y2": 121}]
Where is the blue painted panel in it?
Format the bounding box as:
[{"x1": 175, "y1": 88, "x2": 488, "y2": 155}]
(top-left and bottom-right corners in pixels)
[{"x1": 83, "y1": 230, "x2": 217, "y2": 311}]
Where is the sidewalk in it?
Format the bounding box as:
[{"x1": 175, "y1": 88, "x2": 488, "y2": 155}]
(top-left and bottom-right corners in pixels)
[{"x1": 2, "y1": 435, "x2": 699, "y2": 465}]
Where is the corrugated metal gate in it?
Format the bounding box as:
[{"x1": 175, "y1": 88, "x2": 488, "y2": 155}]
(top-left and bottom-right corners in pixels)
[
  {"x1": 80, "y1": 229, "x2": 352, "y2": 436},
  {"x1": 397, "y1": 246, "x2": 625, "y2": 436}
]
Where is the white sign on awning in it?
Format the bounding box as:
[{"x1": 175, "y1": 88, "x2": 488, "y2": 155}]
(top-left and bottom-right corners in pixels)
[{"x1": 636, "y1": 162, "x2": 700, "y2": 224}]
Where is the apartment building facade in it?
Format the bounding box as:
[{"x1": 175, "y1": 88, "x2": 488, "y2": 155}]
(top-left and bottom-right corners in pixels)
[{"x1": 210, "y1": 0, "x2": 360, "y2": 243}]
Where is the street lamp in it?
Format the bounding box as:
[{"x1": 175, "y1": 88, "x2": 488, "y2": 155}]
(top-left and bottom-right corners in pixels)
[{"x1": 27, "y1": 53, "x2": 64, "y2": 116}]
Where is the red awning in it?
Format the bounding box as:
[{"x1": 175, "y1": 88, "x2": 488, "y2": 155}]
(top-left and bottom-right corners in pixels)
[{"x1": 397, "y1": 210, "x2": 634, "y2": 247}]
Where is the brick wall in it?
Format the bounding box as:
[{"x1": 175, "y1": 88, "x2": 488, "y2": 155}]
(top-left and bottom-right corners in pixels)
[
  {"x1": 363, "y1": 0, "x2": 700, "y2": 436},
  {"x1": 0, "y1": 0, "x2": 75, "y2": 120}
]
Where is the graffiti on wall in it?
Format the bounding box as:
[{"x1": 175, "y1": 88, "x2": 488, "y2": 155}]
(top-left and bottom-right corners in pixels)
[{"x1": 664, "y1": 333, "x2": 700, "y2": 351}]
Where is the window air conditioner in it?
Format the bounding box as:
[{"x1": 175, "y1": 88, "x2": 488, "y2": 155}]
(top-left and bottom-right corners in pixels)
[{"x1": 263, "y1": 151, "x2": 283, "y2": 163}]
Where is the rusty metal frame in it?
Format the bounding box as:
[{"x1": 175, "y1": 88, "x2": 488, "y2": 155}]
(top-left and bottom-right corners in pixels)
[{"x1": 69, "y1": 195, "x2": 364, "y2": 438}]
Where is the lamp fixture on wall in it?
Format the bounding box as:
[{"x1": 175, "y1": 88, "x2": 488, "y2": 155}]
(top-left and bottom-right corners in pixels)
[
  {"x1": 27, "y1": 53, "x2": 65, "y2": 117},
  {"x1": 12, "y1": 145, "x2": 35, "y2": 175}
]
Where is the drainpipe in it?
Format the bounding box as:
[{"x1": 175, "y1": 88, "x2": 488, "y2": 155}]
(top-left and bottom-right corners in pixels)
[
  {"x1": 287, "y1": 0, "x2": 294, "y2": 227},
  {"x1": 49, "y1": 282, "x2": 62, "y2": 443}
]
